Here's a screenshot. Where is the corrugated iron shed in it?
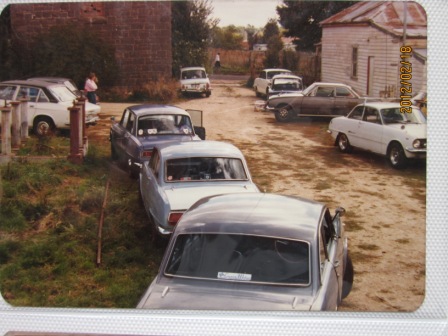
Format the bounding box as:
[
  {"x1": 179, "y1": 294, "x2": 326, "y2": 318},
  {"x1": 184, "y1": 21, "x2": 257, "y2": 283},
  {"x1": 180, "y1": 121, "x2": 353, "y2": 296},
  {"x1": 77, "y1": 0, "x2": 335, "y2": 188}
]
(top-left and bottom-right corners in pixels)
[{"x1": 320, "y1": 1, "x2": 427, "y2": 38}]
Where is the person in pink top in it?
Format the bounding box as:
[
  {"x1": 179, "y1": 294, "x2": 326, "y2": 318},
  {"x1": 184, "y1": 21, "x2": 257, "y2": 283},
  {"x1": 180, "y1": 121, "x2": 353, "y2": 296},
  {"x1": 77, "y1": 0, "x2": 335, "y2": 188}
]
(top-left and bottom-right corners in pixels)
[{"x1": 84, "y1": 72, "x2": 98, "y2": 104}]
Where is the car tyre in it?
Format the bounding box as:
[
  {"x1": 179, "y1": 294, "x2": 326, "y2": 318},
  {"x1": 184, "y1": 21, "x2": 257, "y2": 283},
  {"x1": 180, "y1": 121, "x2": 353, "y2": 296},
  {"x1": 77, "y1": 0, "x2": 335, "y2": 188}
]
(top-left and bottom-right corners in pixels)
[
  {"x1": 388, "y1": 142, "x2": 407, "y2": 169},
  {"x1": 337, "y1": 133, "x2": 352, "y2": 153},
  {"x1": 342, "y1": 255, "x2": 354, "y2": 299},
  {"x1": 275, "y1": 105, "x2": 293, "y2": 122},
  {"x1": 33, "y1": 117, "x2": 55, "y2": 136},
  {"x1": 254, "y1": 87, "x2": 261, "y2": 98}
]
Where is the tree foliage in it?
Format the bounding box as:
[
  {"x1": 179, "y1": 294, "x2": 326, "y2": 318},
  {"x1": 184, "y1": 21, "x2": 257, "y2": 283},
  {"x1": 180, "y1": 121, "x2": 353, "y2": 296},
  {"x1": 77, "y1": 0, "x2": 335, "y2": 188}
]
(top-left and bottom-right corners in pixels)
[
  {"x1": 277, "y1": 1, "x2": 356, "y2": 51},
  {"x1": 263, "y1": 19, "x2": 283, "y2": 68},
  {"x1": 211, "y1": 25, "x2": 244, "y2": 50},
  {"x1": 172, "y1": 0, "x2": 218, "y2": 76}
]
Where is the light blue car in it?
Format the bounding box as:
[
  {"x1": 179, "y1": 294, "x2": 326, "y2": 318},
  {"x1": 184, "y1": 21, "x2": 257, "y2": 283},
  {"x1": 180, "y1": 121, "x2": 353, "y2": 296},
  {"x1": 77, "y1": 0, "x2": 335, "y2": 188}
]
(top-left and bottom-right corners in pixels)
[{"x1": 139, "y1": 140, "x2": 260, "y2": 235}]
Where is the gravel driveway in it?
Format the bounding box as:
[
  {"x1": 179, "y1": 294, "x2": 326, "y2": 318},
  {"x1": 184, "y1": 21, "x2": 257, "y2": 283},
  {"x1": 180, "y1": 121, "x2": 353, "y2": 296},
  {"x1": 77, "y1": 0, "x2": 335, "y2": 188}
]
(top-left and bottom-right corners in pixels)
[{"x1": 91, "y1": 78, "x2": 426, "y2": 312}]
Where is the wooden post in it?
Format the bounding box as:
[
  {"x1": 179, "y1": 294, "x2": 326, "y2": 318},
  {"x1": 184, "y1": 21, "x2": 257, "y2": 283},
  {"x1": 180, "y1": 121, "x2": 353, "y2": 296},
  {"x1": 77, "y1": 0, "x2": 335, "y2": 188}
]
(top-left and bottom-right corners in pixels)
[
  {"x1": 10, "y1": 101, "x2": 21, "y2": 149},
  {"x1": 1, "y1": 106, "x2": 11, "y2": 155},
  {"x1": 76, "y1": 96, "x2": 88, "y2": 155},
  {"x1": 67, "y1": 106, "x2": 82, "y2": 164},
  {"x1": 20, "y1": 97, "x2": 29, "y2": 139}
]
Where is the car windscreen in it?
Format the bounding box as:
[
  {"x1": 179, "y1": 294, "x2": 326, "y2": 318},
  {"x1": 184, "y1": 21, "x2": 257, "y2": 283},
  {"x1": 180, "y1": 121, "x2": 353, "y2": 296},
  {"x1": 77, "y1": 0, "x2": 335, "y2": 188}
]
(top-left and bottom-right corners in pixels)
[
  {"x1": 181, "y1": 69, "x2": 207, "y2": 79},
  {"x1": 165, "y1": 157, "x2": 248, "y2": 182},
  {"x1": 49, "y1": 86, "x2": 77, "y2": 102},
  {"x1": 136, "y1": 114, "x2": 193, "y2": 137},
  {"x1": 165, "y1": 233, "x2": 310, "y2": 286},
  {"x1": 381, "y1": 107, "x2": 426, "y2": 124},
  {"x1": 272, "y1": 79, "x2": 302, "y2": 90},
  {"x1": 267, "y1": 71, "x2": 291, "y2": 79}
]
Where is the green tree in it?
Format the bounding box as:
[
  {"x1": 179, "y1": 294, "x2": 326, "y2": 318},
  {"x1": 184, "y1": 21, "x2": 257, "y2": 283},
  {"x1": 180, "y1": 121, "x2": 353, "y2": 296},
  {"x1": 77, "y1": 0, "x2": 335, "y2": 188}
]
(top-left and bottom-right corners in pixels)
[
  {"x1": 172, "y1": 0, "x2": 218, "y2": 76},
  {"x1": 263, "y1": 19, "x2": 283, "y2": 68},
  {"x1": 277, "y1": 1, "x2": 356, "y2": 51},
  {"x1": 211, "y1": 25, "x2": 244, "y2": 50}
]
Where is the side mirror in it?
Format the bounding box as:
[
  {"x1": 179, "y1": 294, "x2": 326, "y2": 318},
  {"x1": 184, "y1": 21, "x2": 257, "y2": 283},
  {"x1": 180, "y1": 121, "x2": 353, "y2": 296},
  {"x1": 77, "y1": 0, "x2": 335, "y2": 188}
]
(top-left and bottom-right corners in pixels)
[{"x1": 335, "y1": 206, "x2": 346, "y2": 217}]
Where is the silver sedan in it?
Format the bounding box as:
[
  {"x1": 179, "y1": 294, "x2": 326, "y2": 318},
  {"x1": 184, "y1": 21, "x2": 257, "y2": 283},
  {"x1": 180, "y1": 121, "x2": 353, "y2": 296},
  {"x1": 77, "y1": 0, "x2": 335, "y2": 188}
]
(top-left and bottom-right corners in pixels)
[{"x1": 137, "y1": 193, "x2": 353, "y2": 311}]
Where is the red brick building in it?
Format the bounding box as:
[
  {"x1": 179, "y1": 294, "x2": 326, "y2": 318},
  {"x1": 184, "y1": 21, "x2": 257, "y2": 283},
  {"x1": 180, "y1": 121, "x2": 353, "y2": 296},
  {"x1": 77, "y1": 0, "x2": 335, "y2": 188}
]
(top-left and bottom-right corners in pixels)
[{"x1": 10, "y1": 2, "x2": 172, "y2": 87}]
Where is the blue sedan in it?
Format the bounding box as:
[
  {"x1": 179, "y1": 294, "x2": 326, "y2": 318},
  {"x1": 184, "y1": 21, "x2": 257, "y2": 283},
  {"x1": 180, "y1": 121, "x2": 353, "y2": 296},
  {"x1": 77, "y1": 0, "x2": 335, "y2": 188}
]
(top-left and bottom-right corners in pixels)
[{"x1": 110, "y1": 104, "x2": 205, "y2": 177}]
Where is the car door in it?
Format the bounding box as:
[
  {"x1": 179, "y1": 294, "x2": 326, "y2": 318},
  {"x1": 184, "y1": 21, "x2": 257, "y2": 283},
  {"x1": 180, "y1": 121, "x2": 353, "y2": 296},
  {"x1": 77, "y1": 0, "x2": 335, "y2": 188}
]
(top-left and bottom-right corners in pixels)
[
  {"x1": 300, "y1": 85, "x2": 335, "y2": 116},
  {"x1": 313, "y1": 211, "x2": 340, "y2": 310},
  {"x1": 356, "y1": 107, "x2": 384, "y2": 154},
  {"x1": 20, "y1": 86, "x2": 69, "y2": 129},
  {"x1": 333, "y1": 87, "x2": 362, "y2": 116},
  {"x1": 341, "y1": 105, "x2": 365, "y2": 147},
  {"x1": 142, "y1": 149, "x2": 166, "y2": 230},
  {"x1": 111, "y1": 109, "x2": 138, "y2": 164}
]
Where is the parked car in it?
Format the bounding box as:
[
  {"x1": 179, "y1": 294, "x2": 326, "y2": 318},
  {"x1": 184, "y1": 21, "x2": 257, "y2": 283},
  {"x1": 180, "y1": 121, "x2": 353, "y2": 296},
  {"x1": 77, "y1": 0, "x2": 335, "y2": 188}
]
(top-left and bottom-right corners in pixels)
[
  {"x1": 180, "y1": 67, "x2": 211, "y2": 97},
  {"x1": 110, "y1": 104, "x2": 205, "y2": 177},
  {"x1": 266, "y1": 82, "x2": 366, "y2": 122},
  {"x1": 139, "y1": 141, "x2": 260, "y2": 236},
  {"x1": 327, "y1": 102, "x2": 427, "y2": 169},
  {"x1": 137, "y1": 192, "x2": 353, "y2": 310},
  {"x1": 27, "y1": 77, "x2": 82, "y2": 98},
  {"x1": 267, "y1": 74, "x2": 304, "y2": 98},
  {"x1": 0, "y1": 80, "x2": 100, "y2": 136},
  {"x1": 253, "y1": 68, "x2": 292, "y2": 98}
]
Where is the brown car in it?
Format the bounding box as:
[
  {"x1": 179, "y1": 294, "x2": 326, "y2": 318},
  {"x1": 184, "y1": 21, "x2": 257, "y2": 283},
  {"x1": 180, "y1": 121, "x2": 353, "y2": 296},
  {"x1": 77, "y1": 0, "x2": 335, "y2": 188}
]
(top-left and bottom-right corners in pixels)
[{"x1": 266, "y1": 82, "x2": 366, "y2": 122}]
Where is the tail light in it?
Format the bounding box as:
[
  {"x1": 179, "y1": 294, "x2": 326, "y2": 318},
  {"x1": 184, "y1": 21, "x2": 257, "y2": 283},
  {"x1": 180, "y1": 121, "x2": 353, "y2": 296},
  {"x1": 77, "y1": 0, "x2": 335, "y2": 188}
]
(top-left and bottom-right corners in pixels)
[
  {"x1": 141, "y1": 150, "x2": 152, "y2": 159},
  {"x1": 168, "y1": 212, "x2": 184, "y2": 226}
]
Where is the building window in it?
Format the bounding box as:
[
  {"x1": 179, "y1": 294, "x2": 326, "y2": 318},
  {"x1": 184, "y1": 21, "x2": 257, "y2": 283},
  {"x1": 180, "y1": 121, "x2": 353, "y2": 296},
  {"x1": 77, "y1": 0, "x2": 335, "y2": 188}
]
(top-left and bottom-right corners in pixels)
[{"x1": 351, "y1": 46, "x2": 358, "y2": 78}]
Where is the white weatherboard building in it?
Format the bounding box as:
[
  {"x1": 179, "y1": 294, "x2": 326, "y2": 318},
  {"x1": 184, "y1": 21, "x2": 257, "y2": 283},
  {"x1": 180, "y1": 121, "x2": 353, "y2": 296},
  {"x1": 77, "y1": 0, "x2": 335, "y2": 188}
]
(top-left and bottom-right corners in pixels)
[{"x1": 319, "y1": 1, "x2": 427, "y2": 99}]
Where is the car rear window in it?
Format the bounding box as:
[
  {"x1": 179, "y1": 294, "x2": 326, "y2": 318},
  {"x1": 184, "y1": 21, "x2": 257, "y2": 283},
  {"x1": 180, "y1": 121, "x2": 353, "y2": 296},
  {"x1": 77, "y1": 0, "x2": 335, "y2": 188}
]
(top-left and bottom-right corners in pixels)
[
  {"x1": 165, "y1": 157, "x2": 248, "y2": 182},
  {"x1": 137, "y1": 114, "x2": 193, "y2": 137},
  {"x1": 165, "y1": 233, "x2": 310, "y2": 286}
]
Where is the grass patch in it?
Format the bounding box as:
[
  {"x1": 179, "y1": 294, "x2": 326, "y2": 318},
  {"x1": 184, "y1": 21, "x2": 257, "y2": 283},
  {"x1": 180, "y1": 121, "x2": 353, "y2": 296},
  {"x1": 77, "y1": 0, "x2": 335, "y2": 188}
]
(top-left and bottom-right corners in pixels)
[{"x1": 0, "y1": 148, "x2": 163, "y2": 308}]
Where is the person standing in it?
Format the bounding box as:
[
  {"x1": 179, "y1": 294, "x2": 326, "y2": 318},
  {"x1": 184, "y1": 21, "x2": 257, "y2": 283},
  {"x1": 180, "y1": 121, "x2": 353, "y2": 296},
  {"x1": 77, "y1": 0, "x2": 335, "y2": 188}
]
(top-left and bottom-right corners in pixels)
[
  {"x1": 214, "y1": 53, "x2": 221, "y2": 72},
  {"x1": 84, "y1": 72, "x2": 98, "y2": 104}
]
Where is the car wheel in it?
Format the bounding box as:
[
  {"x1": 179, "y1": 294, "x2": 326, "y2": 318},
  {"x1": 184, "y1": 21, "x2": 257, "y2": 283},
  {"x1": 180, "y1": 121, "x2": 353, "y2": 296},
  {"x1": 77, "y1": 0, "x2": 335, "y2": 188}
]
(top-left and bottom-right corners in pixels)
[
  {"x1": 275, "y1": 105, "x2": 293, "y2": 122},
  {"x1": 342, "y1": 255, "x2": 354, "y2": 299},
  {"x1": 206, "y1": 91, "x2": 211, "y2": 97},
  {"x1": 33, "y1": 117, "x2": 55, "y2": 136},
  {"x1": 337, "y1": 133, "x2": 352, "y2": 153},
  {"x1": 388, "y1": 142, "x2": 408, "y2": 169},
  {"x1": 254, "y1": 87, "x2": 260, "y2": 97}
]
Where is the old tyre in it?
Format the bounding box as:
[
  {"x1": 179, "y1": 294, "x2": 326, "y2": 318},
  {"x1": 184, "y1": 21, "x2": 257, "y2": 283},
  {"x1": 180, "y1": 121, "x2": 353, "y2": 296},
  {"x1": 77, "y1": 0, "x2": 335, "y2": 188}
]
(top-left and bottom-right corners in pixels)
[
  {"x1": 275, "y1": 105, "x2": 293, "y2": 122},
  {"x1": 337, "y1": 133, "x2": 352, "y2": 153},
  {"x1": 33, "y1": 117, "x2": 55, "y2": 136},
  {"x1": 342, "y1": 255, "x2": 354, "y2": 299},
  {"x1": 388, "y1": 142, "x2": 407, "y2": 169}
]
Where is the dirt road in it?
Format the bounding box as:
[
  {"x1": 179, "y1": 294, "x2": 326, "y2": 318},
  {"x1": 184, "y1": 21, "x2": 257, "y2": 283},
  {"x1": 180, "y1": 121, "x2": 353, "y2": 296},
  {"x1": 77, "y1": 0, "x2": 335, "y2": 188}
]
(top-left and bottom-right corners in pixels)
[{"x1": 91, "y1": 79, "x2": 426, "y2": 312}]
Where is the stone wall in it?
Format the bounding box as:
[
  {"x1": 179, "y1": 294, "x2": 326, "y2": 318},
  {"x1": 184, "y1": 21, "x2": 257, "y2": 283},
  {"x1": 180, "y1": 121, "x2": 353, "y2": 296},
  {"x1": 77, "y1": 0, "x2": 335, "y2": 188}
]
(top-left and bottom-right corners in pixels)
[{"x1": 10, "y1": 2, "x2": 172, "y2": 87}]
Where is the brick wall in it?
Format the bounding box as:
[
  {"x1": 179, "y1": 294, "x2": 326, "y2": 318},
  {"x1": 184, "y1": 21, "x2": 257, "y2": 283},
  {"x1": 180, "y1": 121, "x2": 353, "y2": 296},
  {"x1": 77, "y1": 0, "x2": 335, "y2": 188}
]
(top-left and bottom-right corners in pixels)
[{"x1": 10, "y1": 2, "x2": 172, "y2": 87}]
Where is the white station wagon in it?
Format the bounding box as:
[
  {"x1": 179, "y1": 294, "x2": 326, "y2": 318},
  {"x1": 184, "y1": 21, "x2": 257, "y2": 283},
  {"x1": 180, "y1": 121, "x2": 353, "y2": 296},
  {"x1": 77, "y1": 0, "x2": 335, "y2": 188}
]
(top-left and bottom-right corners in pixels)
[{"x1": 328, "y1": 102, "x2": 427, "y2": 169}]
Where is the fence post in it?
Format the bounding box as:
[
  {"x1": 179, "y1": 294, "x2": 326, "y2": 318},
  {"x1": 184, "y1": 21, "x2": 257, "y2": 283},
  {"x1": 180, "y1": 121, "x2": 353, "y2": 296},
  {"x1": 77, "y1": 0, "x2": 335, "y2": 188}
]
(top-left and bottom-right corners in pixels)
[
  {"x1": 67, "y1": 105, "x2": 83, "y2": 164},
  {"x1": 1, "y1": 106, "x2": 11, "y2": 155},
  {"x1": 10, "y1": 101, "x2": 21, "y2": 149},
  {"x1": 20, "y1": 97, "x2": 29, "y2": 139},
  {"x1": 76, "y1": 96, "x2": 88, "y2": 155}
]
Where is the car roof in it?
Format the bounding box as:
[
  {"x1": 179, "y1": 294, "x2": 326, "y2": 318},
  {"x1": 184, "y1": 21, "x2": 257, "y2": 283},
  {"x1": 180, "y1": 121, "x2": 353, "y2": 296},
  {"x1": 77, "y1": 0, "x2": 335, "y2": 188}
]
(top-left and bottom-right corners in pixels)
[
  {"x1": 355, "y1": 101, "x2": 404, "y2": 109},
  {"x1": 157, "y1": 140, "x2": 245, "y2": 160},
  {"x1": 272, "y1": 74, "x2": 302, "y2": 80},
  {"x1": 176, "y1": 192, "x2": 325, "y2": 242},
  {"x1": 128, "y1": 104, "x2": 190, "y2": 117},
  {"x1": 181, "y1": 67, "x2": 206, "y2": 71},
  {"x1": 263, "y1": 68, "x2": 291, "y2": 72},
  {"x1": 1, "y1": 79, "x2": 64, "y2": 88}
]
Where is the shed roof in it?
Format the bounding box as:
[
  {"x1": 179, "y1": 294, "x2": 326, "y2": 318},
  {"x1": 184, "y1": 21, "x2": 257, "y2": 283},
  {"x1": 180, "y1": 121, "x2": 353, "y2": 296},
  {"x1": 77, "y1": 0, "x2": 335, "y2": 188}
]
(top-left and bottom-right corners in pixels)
[{"x1": 320, "y1": 1, "x2": 426, "y2": 38}]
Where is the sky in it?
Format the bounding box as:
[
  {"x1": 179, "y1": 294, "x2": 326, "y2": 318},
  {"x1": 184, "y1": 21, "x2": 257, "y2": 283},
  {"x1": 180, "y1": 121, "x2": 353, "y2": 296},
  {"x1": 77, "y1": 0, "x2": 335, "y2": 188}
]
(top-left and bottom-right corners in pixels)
[{"x1": 210, "y1": 0, "x2": 283, "y2": 28}]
